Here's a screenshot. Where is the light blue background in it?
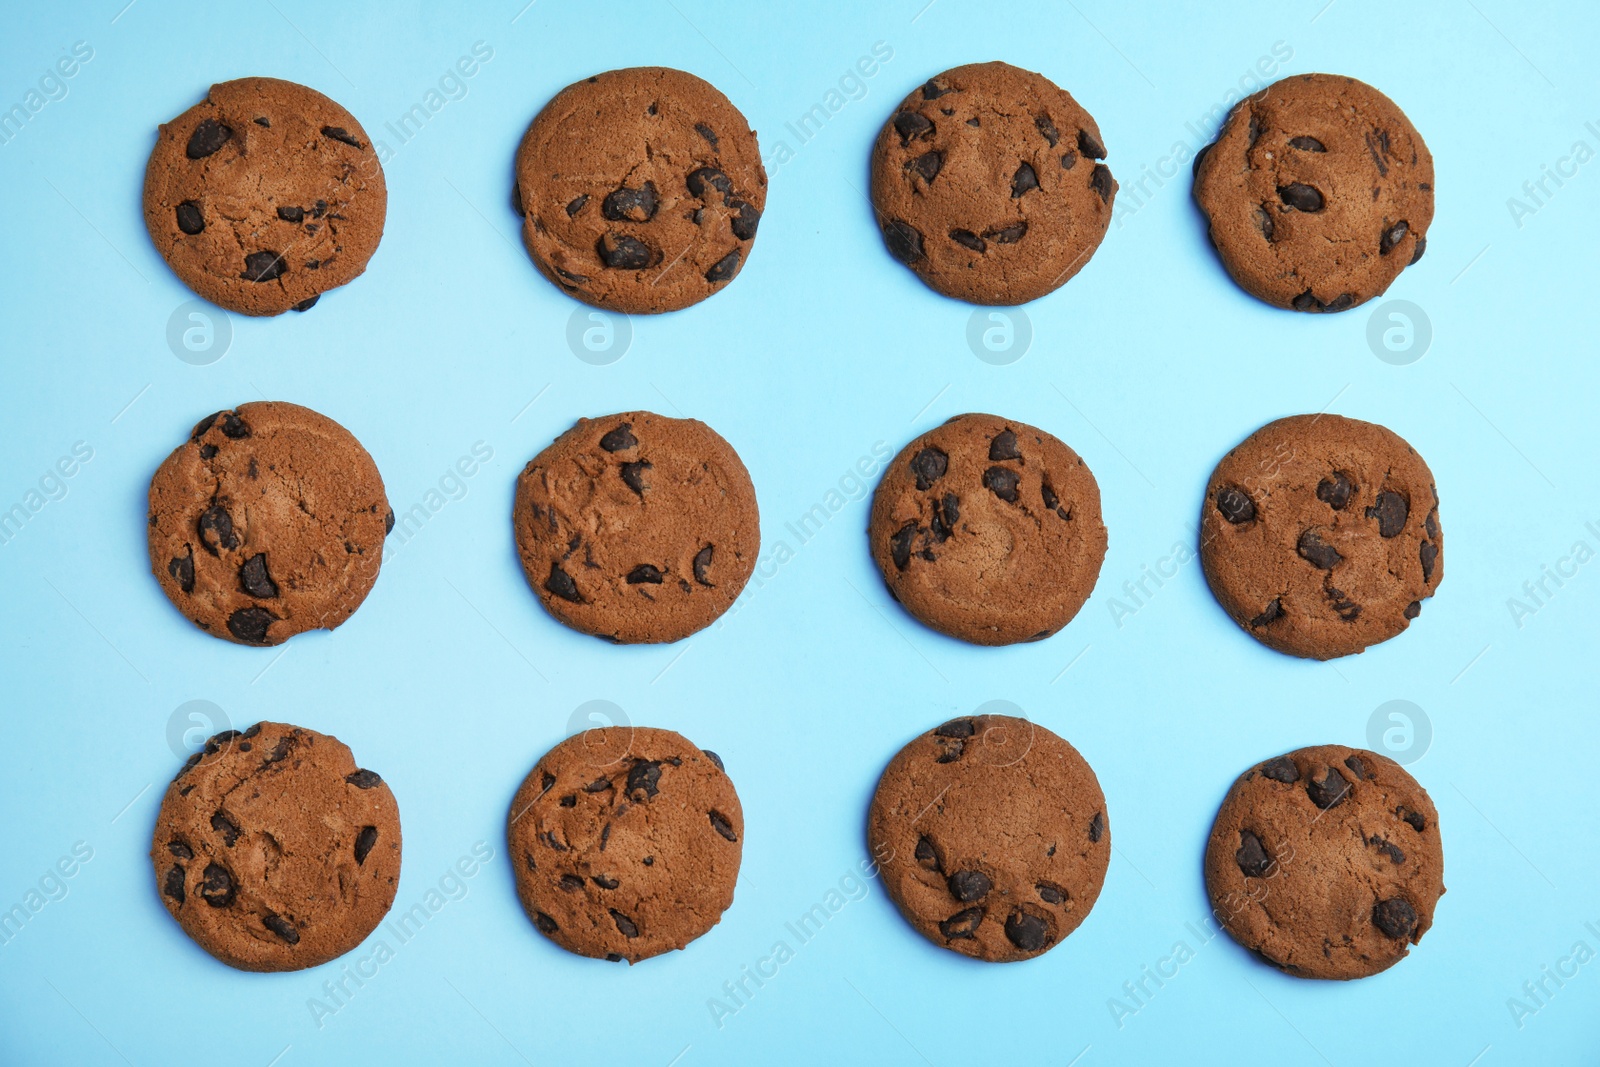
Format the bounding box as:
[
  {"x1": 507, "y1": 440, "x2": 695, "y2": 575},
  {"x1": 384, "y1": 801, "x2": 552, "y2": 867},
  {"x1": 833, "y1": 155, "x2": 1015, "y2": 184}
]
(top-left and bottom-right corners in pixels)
[{"x1": 3, "y1": 0, "x2": 1598, "y2": 1063}]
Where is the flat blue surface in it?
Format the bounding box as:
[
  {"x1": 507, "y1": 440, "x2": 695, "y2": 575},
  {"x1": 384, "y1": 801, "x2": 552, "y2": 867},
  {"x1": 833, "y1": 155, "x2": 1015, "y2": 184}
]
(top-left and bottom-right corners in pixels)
[{"x1": 3, "y1": 0, "x2": 1598, "y2": 1063}]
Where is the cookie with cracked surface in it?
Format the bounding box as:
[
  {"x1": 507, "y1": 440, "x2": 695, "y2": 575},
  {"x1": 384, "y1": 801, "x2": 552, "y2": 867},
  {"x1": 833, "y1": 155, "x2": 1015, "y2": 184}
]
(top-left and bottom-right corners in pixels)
[
  {"x1": 868, "y1": 714, "x2": 1108, "y2": 962},
  {"x1": 868, "y1": 413, "x2": 1106, "y2": 645},
  {"x1": 1200, "y1": 414, "x2": 1441, "y2": 659},
  {"x1": 1192, "y1": 73, "x2": 1432, "y2": 312},
  {"x1": 514, "y1": 67, "x2": 766, "y2": 313},
  {"x1": 148, "y1": 401, "x2": 391, "y2": 646},
  {"x1": 1205, "y1": 745, "x2": 1444, "y2": 979},
  {"x1": 508, "y1": 726, "x2": 742, "y2": 963},
  {"x1": 870, "y1": 62, "x2": 1116, "y2": 305},
  {"x1": 143, "y1": 77, "x2": 386, "y2": 315},
  {"x1": 513, "y1": 411, "x2": 758, "y2": 643},
  {"x1": 152, "y1": 722, "x2": 401, "y2": 972}
]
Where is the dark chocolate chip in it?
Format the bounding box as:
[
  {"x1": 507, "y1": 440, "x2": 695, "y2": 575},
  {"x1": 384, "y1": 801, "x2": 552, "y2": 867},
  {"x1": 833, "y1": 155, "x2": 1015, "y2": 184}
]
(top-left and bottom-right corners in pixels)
[
  {"x1": 1404, "y1": 600, "x2": 1422, "y2": 619},
  {"x1": 1317, "y1": 472, "x2": 1354, "y2": 510},
  {"x1": 950, "y1": 228, "x2": 986, "y2": 252},
  {"x1": 1322, "y1": 293, "x2": 1355, "y2": 312},
  {"x1": 1215, "y1": 486, "x2": 1255, "y2": 524},
  {"x1": 882, "y1": 217, "x2": 924, "y2": 264},
  {"x1": 930, "y1": 493, "x2": 960, "y2": 542},
  {"x1": 921, "y1": 80, "x2": 952, "y2": 100},
  {"x1": 910, "y1": 447, "x2": 948, "y2": 490},
  {"x1": 169, "y1": 840, "x2": 193, "y2": 860},
  {"x1": 163, "y1": 865, "x2": 186, "y2": 904},
  {"x1": 168, "y1": 549, "x2": 196, "y2": 594},
  {"x1": 893, "y1": 111, "x2": 933, "y2": 143},
  {"x1": 686, "y1": 167, "x2": 734, "y2": 198},
  {"x1": 1089, "y1": 811, "x2": 1104, "y2": 843},
  {"x1": 292, "y1": 295, "x2": 319, "y2": 312},
  {"x1": 988, "y1": 430, "x2": 1021, "y2": 461},
  {"x1": 1367, "y1": 491, "x2": 1408, "y2": 538},
  {"x1": 1292, "y1": 290, "x2": 1320, "y2": 312},
  {"x1": 915, "y1": 835, "x2": 942, "y2": 871},
  {"x1": 1260, "y1": 756, "x2": 1299, "y2": 783},
  {"x1": 935, "y1": 739, "x2": 965, "y2": 764},
  {"x1": 240, "y1": 251, "x2": 286, "y2": 282},
  {"x1": 592, "y1": 874, "x2": 619, "y2": 890},
  {"x1": 1036, "y1": 883, "x2": 1066, "y2": 905},
  {"x1": 239, "y1": 554, "x2": 278, "y2": 599},
  {"x1": 619, "y1": 460, "x2": 651, "y2": 495},
  {"x1": 1345, "y1": 755, "x2": 1369, "y2": 779},
  {"x1": 947, "y1": 870, "x2": 991, "y2": 902},
  {"x1": 601, "y1": 181, "x2": 659, "y2": 223},
  {"x1": 1409, "y1": 235, "x2": 1427, "y2": 265},
  {"x1": 565, "y1": 193, "x2": 589, "y2": 216},
  {"x1": 559, "y1": 874, "x2": 585, "y2": 891},
  {"x1": 693, "y1": 545, "x2": 715, "y2": 586},
  {"x1": 210, "y1": 810, "x2": 240, "y2": 847},
  {"x1": 1297, "y1": 530, "x2": 1343, "y2": 569},
  {"x1": 1034, "y1": 115, "x2": 1060, "y2": 147},
  {"x1": 1380, "y1": 220, "x2": 1409, "y2": 256},
  {"x1": 611, "y1": 910, "x2": 640, "y2": 937},
  {"x1": 1306, "y1": 767, "x2": 1350, "y2": 810},
  {"x1": 596, "y1": 232, "x2": 652, "y2": 270},
  {"x1": 983, "y1": 466, "x2": 1020, "y2": 502},
  {"x1": 1060, "y1": 148, "x2": 1078, "y2": 170},
  {"x1": 1278, "y1": 183, "x2": 1324, "y2": 212},
  {"x1": 729, "y1": 199, "x2": 761, "y2": 241},
  {"x1": 200, "y1": 863, "x2": 235, "y2": 907},
  {"x1": 705, "y1": 249, "x2": 741, "y2": 283},
  {"x1": 321, "y1": 126, "x2": 360, "y2": 147},
  {"x1": 263, "y1": 912, "x2": 300, "y2": 944},
  {"x1": 253, "y1": 116, "x2": 270, "y2": 128},
  {"x1": 277, "y1": 205, "x2": 305, "y2": 223},
  {"x1": 1287, "y1": 135, "x2": 1325, "y2": 152},
  {"x1": 889, "y1": 521, "x2": 917, "y2": 570},
  {"x1": 1369, "y1": 836, "x2": 1405, "y2": 865},
  {"x1": 626, "y1": 760, "x2": 662, "y2": 799},
  {"x1": 710, "y1": 810, "x2": 738, "y2": 842},
  {"x1": 346, "y1": 769, "x2": 382, "y2": 789},
  {"x1": 695, "y1": 122, "x2": 719, "y2": 148},
  {"x1": 1090, "y1": 164, "x2": 1114, "y2": 204},
  {"x1": 702, "y1": 749, "x2": 724, "y2": 771},
  {"x1": 1011, "y1": 161, "x2": 1039, "y2": 198},
  {"x1": 534, "y1": 911, "x2": 558, "y2": 933},
  {"x1": 1420, "y1": 541, "x2": 1438, "y2": 581},
  {"x1": 986, "y1": 221, "x2": 1027, "y2": 243},
  {"x1": 936, "y1": 719, "x2": 976, "y2": 739},
  {"x1": 186, "y1": 119, "x2": 232, "y2": 159},
  {"x1": 1004, "y1": 911, "x2": 1049, "y2": 952},
  {"x1": 1250, "y1": 599, "x2": 1283, "y2": 627},
  {"x1": 1424, "y1": 509, "x2": 1440, "y2": 541},
  {"x1": 384, "y1": 510, "x2": 395, "y2": 535},
  {"x1": 626, "y1": 564, "x2": 664, "y2": 585},
  {"x1": 354, "y1": 825, "x2": 378, "y2": 865},
  {"x1": 938, "y1": 907, "x2": 983, "y2": 940},
  {"x1": 908, "y1": 150, "x2": 943, "y2": 183},
  {"x1": 176, "y1": 201, "x2": 205, "y2": 235},
  {"x1": 1236, "y1": 830, "x2": 1273, "y2": 877},
  {"x1": 600, "y1": 423, "x2": 637, "y2": 451},
  {"x1": 226, "y1": 607, "x2": 274, "y2": 644},
  {"x1": 1399, "y1": 807, "x2": 1427, "y2": 832},
  {"x1": 545, "y1": 562, "x2": 582, "y2": 603},
  {"x1": 1372, "y1": 897, "x2": 1418, "y2": 940}
]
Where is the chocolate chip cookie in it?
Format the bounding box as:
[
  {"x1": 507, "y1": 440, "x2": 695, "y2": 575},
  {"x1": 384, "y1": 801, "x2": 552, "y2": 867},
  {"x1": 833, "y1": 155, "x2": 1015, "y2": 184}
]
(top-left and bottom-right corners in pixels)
[
  {"x1": 1192, "y1": 74, "x2": 1432, "y2": 312},
  {"x1": 870, "y1": 62, "x2": 1116, "y2": 305},
  {"x1": 868, "y1": 714, "x2": 1108, "y2": 962},
  {"x1": 1200, "y1": 414, "x2": 1441, "y2": 659},
  {"x1": 513, "y1": 412, "x2": 758, "y2": 643},
  {"x1": 152, "y1": 722, "x2": 401, "y2": 972},
  {"x1": 868, "y1": 414, "x2": 1106, "y2": 645},
  {"x1": 508, "y1": 726, "x2": 742, "y2": 963},
  {"x1": 148, "y1": 402, "x2": 391, "y2": 646},
  {"x1": 143, "y1": 77, "x2": 387, "y2": 316},
  {"x1": 514, "y1": 67, "x2": 766, "y2": 313},
  {"x1": 1205, "y1": 745, "x2": 1444, "y2": 979}
]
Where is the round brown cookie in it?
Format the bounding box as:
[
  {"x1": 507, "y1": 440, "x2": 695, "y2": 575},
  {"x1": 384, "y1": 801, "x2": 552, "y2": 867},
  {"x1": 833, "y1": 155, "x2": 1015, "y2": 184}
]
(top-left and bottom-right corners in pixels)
[
  {"x1": 870, "y1": 62, "x2": 1116, "y2": 305},
  {"x1": 513, "y1": 411, "x2": 758, "y2": 643},
  {"x1": 514, "y1": 67, "x2": 766, "y2": 313},
  {"x1": 152, "y1": 722, "x2": 401, "y2": 972},
  {"x1": 148, "y1": 401, "x2": 391, "y2": 646},
  {"x1": 143, "y1": 77, "x2": 387, "y2": 316},
  {"x1": 868, "y1": 715, "x2": 1108, "y2": 962},
  {"x1": 868, "y1": 413, "x2": 1106, "y2": 645},
  {"x1": 1205, "y1": 745, "x2": 1444, "y2": 980},
  {"x1": 1200, "y1": 414, "x2": 1441, "y2": 659},
  {"x1": 508, "y1": 726, "x2": 742, "y2": 963},
  {"x1": 1192, "y1": 74, "x2": 1433, "y2": 312}
]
